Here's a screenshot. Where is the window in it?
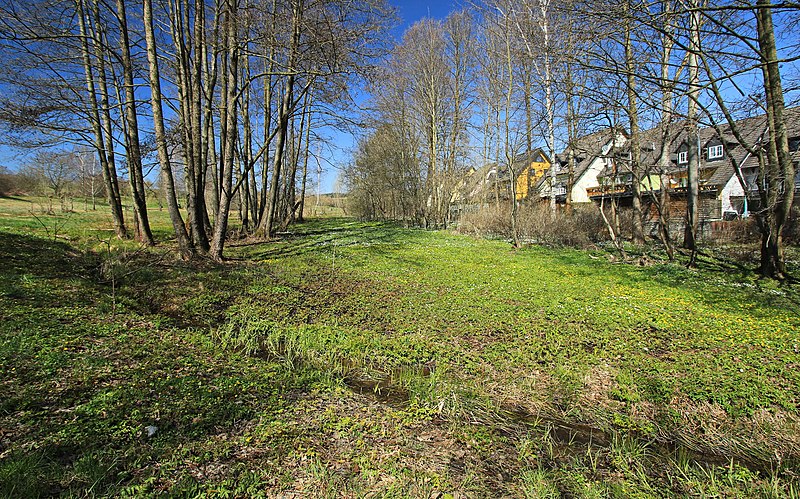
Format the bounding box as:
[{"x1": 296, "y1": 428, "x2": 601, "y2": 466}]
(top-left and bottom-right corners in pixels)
[
  {"x1": 614, "y1": 174, "x2": 632, "y2": 185},
  {"x1": 707, "y1": 144, "x2": 724, "y2": 160},
  {"x1": 744, "y1": 172, "x2": 759, "y2": 192},
  {"x1": 678, "y1": 151, "x2": 688, "y2": 164}
]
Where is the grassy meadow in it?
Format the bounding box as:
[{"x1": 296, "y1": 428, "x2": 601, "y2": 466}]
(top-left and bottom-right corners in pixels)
[{"x1": 1, "y1": 195, "x2": 799, "y2": 497}]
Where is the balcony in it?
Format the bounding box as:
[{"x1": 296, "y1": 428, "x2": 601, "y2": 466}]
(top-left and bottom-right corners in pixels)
[
  {"x1": 587, "y1": 185, "x2": 629, "y2": 197},
  {"x1": 669, "y1": 184, "x2": 718, "y2": 195}
]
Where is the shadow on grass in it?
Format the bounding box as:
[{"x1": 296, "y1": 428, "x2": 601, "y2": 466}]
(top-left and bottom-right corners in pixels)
[
  {"x1": 537, "y1": 241, "x2": 800, "y2": 320},
  {"x1": 0, "y1": 231, "x2": 88, "y2": 278},
  {"x1": 635, "y1": 256, "x2": 800, "y2": 320},
  {"x1": 238, "y1": 218, "x2": 431, "y2": 263},
  {"x1": 0, "y1": 230, "x2": 101, "y2": 308},
  {"x1": 0, "y1": 230, "x2": 339, "y2": 497}
]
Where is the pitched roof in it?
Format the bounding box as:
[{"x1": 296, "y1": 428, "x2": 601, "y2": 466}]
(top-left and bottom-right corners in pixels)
[
  {"x1": 557, "y1": 128, "x2": 621, "y2": 179},
  {"x1": 698, "y1": 106, "x2": 800, "y2": 187},
  {"x1": 456, "y1": 148, "x2": 551, "y2": 200},
  {"x1": 601, "y1": 106, "x2": 800, "y2": 188},
  {"x1": 537, "y1": 128, "x2": 623, "y2": 190}
]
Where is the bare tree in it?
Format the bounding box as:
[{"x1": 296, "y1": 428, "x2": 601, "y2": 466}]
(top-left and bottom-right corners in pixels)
[
  {"x1": 112, "y1": 0, "x2": 154, "y2": 245},
  {"x1": 76, "y1": 148, "x2": 102, "y2": 210},
  {"x1": 682, "y1": 0, "x2": 702, "y2": 265},
  {"x1": 502, "y1": 0, "x2": 561, "y2": 216},
  {"x1": 28, "y1": 150, "x2": 78, "y2": 201},
  {"x1": 623, "y1": 0, "x2": 647, "y2": 245},
  {"x1": 648, "y1": 0, "x2": 799, "y2": 277},
  {"x1": 0, "y1": 0, "x2": 129, "y2": 237},
  {"x1": 143, "y1": 0, "x2": 193, "y2": 259},
  {"x1": 209, "y1": 0, "x2": 241, "y2": 261},
  {"x1": 482, "y1": 3, "x2": 526, "y2": 245}
]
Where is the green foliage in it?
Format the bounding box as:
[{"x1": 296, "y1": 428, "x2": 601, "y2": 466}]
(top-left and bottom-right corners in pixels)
[
  {"x1": 2, "y1": 199, "x2": 800, "y2": 496},
  {"x1": 520, "y1": 469, "x2": 560, "y2": 498}
]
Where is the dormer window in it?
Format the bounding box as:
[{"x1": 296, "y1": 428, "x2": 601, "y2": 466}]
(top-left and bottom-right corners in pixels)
[
  {"x1": 708, "y1": 144, "x2": 724, "y2": 160},
  {"x1": 678, "y1": 151, "x2": 688, "y2": 164}
]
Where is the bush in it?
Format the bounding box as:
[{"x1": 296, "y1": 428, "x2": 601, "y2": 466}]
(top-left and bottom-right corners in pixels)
[
  {"x1": 456, "y1": 202, "x2": 610, "y2": 249},
  {"x1": 707, "y1": 219, "x2": 760, "y2": 245},
  {"x1": 454, "y1": 204, "x2": 512, "y2": 238},
  {"x1": 0, "y1": 170, "x2": 11, "y2": 197},
  {"x1": 0, "y1": 168, "x2": 40, "y2": 197},
  {"x1": 785, "y1": 204, "x2": 800, "y2": 246},
  {"x1": 517, "y1": 203, "x2": 610, "y2": 248}
]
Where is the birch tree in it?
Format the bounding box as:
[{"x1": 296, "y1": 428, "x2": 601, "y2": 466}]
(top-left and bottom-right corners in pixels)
[
  {"x1": 0, "y1": 0, "x2": 129, "y2": 238},
  {"x1": 143, "y1": 0, "x2": 193, "y2": 258}
]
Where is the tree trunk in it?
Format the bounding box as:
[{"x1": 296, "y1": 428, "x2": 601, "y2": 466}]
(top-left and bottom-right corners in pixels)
[
  {"x1": 75, "y1": 0, "x2": 126, "y2": 239},
  {"x1": 116, "y1": 0, "x2": 154, "y2": 245},
  {"x1": 625, "y1": 5, "x2": 645, "y2": 245},
  {"x1": 565, "y1": 77, "x2": 577, "y2": 213},
  {"x1": 683, "y1": 0, "x2": 700, "y2": 266},
  {"x1": 203, "y1": 4, "x2": 221, "y2": 226},
  {"x1": 258, "y1": 0, "x2": 302, "y2": 238},
  {"x1": 297, "y1": 92, "x2": 313, "y2": 223},
  {"x1": 502, "y1": 17, "x2": 519, "y2": 247},
  {"x1": 144, "y1": 0, "x2": 193, "y2": 259},
  {"x1": 256, "y1": 0, "x2": 278, "y2": 221},
  {"x1": 540, "y1": 0, "x2": 557, "y2": 218},
  {"x1": 755, "y1": 0, "x2": 792, "y2": 279},
  {"x1": 657, "y1": 0, "x2": 675, "y2": 260},
  {"x1": 172, "y1": 0, "x2": 210, "y2": 252},
  {"x1": 209, "y1": 0, "x2": 239, "y2": 261}
]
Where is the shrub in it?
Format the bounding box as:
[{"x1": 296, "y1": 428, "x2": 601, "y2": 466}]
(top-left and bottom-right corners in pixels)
[
  {"x1": 0, "y1": 170, "x2": 11, "y2": 197},
  {"x1": 517, "y1": 203, "x2": 610, "y2": 248},
  {"x1": 456, "y1": 202, "x2": 611, "y2": 249},
  {"x1": 0, "y1": 168, "x2": 40, "y2": 197},
  {"x1": 707, "y1": 219, "x2": 760, "y2": 245},
  {"x1": 784, "y1": 204, "x2": 800, "y2": 246},
  {"x1": 455, "y1": 204, "x2": 512, "y2": 238}
]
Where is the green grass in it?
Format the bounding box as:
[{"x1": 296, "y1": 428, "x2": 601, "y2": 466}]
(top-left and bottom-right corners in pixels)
[{"x1": 1, "y1": 196, "x2": 800, "y2": 497}]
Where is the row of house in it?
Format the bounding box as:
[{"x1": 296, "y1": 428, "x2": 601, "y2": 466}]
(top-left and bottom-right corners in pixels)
[{"x1": 452, "y1": 107, "x2": 800, "y2": 226}]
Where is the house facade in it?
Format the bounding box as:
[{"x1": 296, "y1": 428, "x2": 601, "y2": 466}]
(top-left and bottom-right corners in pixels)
[
  {"x1": 515, "y1": 150, "x2": 551, "y2": 201},
  {"x1": 451, "y1": 107, "x2": 800, "y2": 227},
  {"x1": 449, "y1": 149, "x2": 551, "y2": 219},
  {"x1": 587, "y1": 107, "x2": 800, "y2": 224},
  {"x1": 535, "y1": 129, "x2": 628, "y2": 204}
]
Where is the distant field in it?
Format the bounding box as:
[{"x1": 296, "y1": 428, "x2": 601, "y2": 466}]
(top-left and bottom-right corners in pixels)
[
  {"x1": 0, "y1": 195, "x2": 181, "y2": 246},
  {"x1": 303, "y1": 203, "x2": 346, "y2": 218},
  {"x1": 303, "y1": 194, "x2": 347, "y2": 219},
  {"x1": 1, "y1": 196, "x2": 799, "y2": 497}
]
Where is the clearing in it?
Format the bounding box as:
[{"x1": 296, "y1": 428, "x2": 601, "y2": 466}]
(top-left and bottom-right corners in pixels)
[{"x1": 1, "y1": 198, "x2": 799, "y2": 497}]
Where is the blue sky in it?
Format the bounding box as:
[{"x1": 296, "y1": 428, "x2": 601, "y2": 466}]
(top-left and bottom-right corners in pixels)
[
  {"x1": 394, "y1": 0, "x2": 456, "y2": 26},
  {"x1": 319, "y1": 0, "x2": 457, "y2": 192},
  {"x1": 0, "y1": 0, "x2": 459, "y2": 193}
]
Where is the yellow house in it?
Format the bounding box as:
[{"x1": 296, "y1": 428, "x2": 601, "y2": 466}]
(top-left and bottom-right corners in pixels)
[
  {"x1": 450, "y1": 149, "x2": 552, "y2": 209},
  {"x1": 514, "y1": 149, "x2": 551, "y2": 201}
]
